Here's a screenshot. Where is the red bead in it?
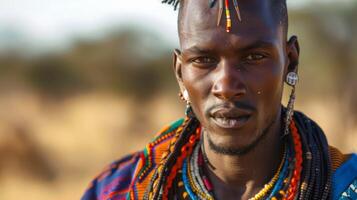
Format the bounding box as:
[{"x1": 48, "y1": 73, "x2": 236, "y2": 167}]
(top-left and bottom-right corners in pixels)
[
  {"x1": 189, "y1": 135, "x2": 196, "y2": 143},
  {"x1": 203, "y1": 177, "x2": 213, "y2": 190}
]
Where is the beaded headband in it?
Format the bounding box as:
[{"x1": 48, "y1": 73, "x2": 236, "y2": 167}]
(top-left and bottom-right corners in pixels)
[{"x1": 210, "y1": 0, "x2": 242, "y2": 32}]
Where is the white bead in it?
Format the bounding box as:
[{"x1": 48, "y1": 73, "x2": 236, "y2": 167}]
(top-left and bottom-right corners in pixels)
[
  {"x1": 286, "y1": 72, "x2": 299, "y2": 86},
  {"x1": 183, "y1": 90, "x2": 189, "y2": 101}
]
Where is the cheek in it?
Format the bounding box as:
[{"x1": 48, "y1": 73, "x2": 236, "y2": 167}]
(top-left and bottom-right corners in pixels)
[
  {"x1": 181, "y1": 66, "x2": 212, "y2": 117},
  {"x1": 247, "y1": 62, "x2": 285, "y2": 103},
  {"x1": 242, "y1": 62, "x2": 285, "y2": 126}
]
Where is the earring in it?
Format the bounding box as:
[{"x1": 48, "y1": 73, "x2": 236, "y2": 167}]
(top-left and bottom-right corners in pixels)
[
  {"x1": 286, "y1": 72, "x2": 299, "y2": 86},
  {"x1": 178, "y1": 90, "x2": 190, "y2": 103},
  {"x1": 284, "y1": 72, "x2": 298, "y2": 136},
  {"x1": 179, "y1": 90, "x2": 195, "y2": 118},
  {"x1": 178, "y1": 91, "x2": 185, "y2": 101},
  {"x1": 183, "y1": 90, "x2": 189, "y2": 102}
]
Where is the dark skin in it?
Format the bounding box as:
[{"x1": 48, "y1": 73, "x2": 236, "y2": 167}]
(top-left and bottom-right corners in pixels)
[{"x1": 173, "y1": 0, "x2": 300, "y2": 199}]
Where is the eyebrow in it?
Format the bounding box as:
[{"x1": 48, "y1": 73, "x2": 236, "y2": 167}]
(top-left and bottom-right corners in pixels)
[
  {"x1": 182, "y1": 40, "x2": 276, "y2": 54},
  {"x1": 239, "y1": 40, "x2": 276, "y2": 51},
  {"x1": 182, "y1": 46, "x2": 215, "y2": 55}
]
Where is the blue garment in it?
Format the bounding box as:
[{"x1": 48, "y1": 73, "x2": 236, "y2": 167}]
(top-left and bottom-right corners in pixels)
[{"x1": 333, "y1": 154, "x2": 357, "y2": 200}]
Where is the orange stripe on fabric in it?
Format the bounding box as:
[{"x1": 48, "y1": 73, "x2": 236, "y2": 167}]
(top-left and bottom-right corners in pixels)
[
  {"x1": 329, "y1": 146, "x2": 351, "y2": 172},
  {"x1": 132, "y1": 137, "x2": 174, "y2": 199}
]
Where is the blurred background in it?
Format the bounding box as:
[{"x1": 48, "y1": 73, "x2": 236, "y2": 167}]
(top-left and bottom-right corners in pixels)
[{"x1": 0, "y1": 0, "x2": 356, "y2": 199}]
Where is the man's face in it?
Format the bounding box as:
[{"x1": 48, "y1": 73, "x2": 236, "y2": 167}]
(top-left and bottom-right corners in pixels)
[{"x1": 174, "y1": 0, "x2": 297, "y2": 153}]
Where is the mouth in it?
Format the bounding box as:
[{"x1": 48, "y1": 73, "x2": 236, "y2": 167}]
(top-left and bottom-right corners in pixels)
[
  {"x1": 211, "y1": 115, "x2": 251, "y2": 129},
  {"x1": 210, "y1": 108, "x2": 252, "y2": 129}
]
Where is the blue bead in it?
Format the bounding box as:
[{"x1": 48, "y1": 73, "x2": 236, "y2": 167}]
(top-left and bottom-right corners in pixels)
[
  {"x1": 182, "y1": 159, "x2": 198, "y2": 200},
  {"x1": 268, "y1": 146, "x2": 292, "y2": 199}
]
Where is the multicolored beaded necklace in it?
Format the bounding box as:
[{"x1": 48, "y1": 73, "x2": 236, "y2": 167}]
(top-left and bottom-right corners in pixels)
[
  {"x1": 144, "y1": 106, "x2": 333, "y2": 200},
  {"x1": 146, "y1": 116, "x2": 304, "y2": 200},
  {"x1": 176, "y1": 121, "x2": 301, "y2": 200}
]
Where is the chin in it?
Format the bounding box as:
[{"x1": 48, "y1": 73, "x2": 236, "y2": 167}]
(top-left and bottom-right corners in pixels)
[
  {"x1": 213, "y1": 126, "x2": 260, "y2": 142},
  {"x1": 204, "y1": 118, "x2": 274, "y2": 156},
  {"x1": 206, "y1": 131, "x2": 262, "y2": 156}
]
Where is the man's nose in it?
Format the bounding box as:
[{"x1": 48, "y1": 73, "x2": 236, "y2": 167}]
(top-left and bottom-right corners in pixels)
[{"x1": 212, "y1": 64, "x2": 246, "y2": 100}]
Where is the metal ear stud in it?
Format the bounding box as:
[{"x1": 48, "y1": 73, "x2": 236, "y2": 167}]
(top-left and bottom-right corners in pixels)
[{"x1": 286, "y1": 72, "x2": 299, "y2": 86}]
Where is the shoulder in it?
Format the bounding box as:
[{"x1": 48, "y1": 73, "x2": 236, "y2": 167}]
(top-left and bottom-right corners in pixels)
[
  {"x1": 81, "y1": 118, "x2": 185, "y2": 200},
  {"x1": 81, "y1": 152, "x2": 142, "y2": 200},
  {"x1": 330, "y1": 146, "x2": 357, "y2": 200}
]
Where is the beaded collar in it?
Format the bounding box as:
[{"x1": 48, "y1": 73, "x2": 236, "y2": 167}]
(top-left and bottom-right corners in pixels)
[
  {"x1": 163, "y1": 119, "x2": 303, "y2": 200},
  {"x1": 144, "y1": 111, "x2": 333, "y2": 200}
]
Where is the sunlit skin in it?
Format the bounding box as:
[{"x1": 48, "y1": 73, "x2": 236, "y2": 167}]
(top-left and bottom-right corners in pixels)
[{"x1": 173, "y1": 0, "x2": 299, "y2": 199}]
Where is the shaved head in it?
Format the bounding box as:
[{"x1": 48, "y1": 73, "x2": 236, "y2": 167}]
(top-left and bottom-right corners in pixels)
[{"x1": 173, "y1": 0, "x2": 288, "y2": 41}]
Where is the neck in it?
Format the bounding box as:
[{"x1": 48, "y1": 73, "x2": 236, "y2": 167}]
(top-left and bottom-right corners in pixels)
[{"x1": 203, "y1": 114, "x2": 284, "y2": 199}]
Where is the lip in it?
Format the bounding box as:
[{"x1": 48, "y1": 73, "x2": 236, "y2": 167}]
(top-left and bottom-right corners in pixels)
[{"x1": 210, "y1": 107, "x2": 252, "y2": 129}]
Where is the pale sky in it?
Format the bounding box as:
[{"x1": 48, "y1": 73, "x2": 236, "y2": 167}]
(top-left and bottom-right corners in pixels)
[{"x1": 0, "y1": 0, "x2": 352, "y2": 52}]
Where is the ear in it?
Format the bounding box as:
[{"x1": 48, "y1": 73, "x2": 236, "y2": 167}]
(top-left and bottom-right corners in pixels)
[
  {"x1": 285, "y1": 36, "x2": 300, "y2": 75},
  {"x1": 173, "y1": 49, "x2": 186, "y2": 93}
]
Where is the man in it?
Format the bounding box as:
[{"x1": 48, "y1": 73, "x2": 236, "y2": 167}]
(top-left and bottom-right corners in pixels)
[{"x1": 82, "y1": 0, "x2": 357, "y2": 199}]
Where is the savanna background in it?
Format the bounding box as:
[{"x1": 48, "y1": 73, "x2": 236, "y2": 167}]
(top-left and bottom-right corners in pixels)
[{"x1": 0, "y1": 0, "x2": 356, "y2": 199}]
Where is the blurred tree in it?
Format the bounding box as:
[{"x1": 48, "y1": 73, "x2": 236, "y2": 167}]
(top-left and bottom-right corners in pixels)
[
  {"x1": 65, "y1": 27, "x2": 175, "y2": 99},
  {"x1": 26, "y1": 56, "x2": 89, "y2": 99}
]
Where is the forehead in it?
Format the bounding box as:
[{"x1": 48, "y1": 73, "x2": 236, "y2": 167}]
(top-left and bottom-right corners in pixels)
[{"x1": 179, "y1": 0, "x2": 283, "y2": 50}]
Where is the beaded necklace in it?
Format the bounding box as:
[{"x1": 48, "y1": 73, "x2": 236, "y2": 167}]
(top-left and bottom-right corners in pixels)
[
  {"x1": 176, "y1": 119, "x2": 302, "y2": 200},
  {"x1": 248, "y1": 145, "x2": 287, "y2": 200},
  {"x1": 268, "y1": 146, "x2": 291, "y2": 199},
  {"x1": 162, "y1": 123, "x2": 202, "y2": 200},
  {"x1": 188, "y1": 143, "x2": 214, "y2": 200},
  {"x1": 144, "y1": 112, "x2": 332, "y2": 200},
  {"x1": 184, "y1": 142, "x2": 289, "y2": 200}
]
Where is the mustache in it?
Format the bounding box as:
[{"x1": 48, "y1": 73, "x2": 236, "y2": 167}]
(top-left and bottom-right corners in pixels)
[{"x1": 206, "y1": 101, "x2": 256, "y2": 115}]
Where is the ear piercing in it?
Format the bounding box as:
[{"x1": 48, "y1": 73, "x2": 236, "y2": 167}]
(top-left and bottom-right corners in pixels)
[
  {"x1": 183, "y1": 90, "x2": 189, "y2": 102},
  {"x1": 284, "y1": 72, "x2": 298, "y2": 137},
  {"x1": 286, "y1": 72, "x2": 299, "y2": 86},
  {"x1": 179, "y1": 90, "x2": 190, "y2": 103}
]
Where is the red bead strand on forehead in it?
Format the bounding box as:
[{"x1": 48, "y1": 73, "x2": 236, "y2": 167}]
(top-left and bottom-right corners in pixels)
[{"x1": 224, "y1": 0, "x2": 231, "y2": 32}]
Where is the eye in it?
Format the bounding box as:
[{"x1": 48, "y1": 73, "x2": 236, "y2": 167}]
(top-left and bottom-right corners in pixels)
[
  {"x1": 192, "y1": 56, "x2": 217, "y2": 64},
  {"x1": 245, "y1": 53, "x2": 265, "y2": 61}
]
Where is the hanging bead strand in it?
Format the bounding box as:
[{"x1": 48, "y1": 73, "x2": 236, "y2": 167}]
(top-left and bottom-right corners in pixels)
[
  {"x1": 162, "y1": 126, "x2": 201, "y2": 200},
  {"x1": 224, "y1": 0, "x2": 232, "y2": 32},
  {"x1": 284, "y1": 120, "x2": 303, "y2": 200}
]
